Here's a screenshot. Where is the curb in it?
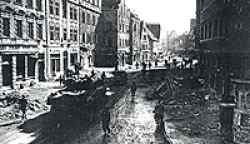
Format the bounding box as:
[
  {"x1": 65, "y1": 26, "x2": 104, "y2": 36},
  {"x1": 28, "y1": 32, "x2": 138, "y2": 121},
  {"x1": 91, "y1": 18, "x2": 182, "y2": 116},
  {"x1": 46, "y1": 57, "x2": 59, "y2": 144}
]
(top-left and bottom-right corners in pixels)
[
  {"x1": 0, "y1": 119, "x2": 23, "y2": 127},
  {"x1": 0, "y1": 111, "x2": 49, "y2": 127}
]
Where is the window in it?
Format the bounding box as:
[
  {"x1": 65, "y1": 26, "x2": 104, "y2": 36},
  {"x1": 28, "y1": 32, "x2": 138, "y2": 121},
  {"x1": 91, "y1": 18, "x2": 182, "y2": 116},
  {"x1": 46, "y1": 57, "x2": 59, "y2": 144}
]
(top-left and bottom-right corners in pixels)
[
  {"x1": 82, "y1": 12, "x2": 85, "y2": 23},
  {"x1": 82, "y1": 33, "x2": 86, "y2": 43},
  {"x1": 70, "y1": 8, "x2": 77, "y2": 20},
  {"x1": 37, "y1": 24, "x2": 43, "y2": 39},
  {"x1": 208, "y1": 22, "x2": 212, "y2": 39},
  {"x1": 70, "y1": 29, "x2": 73, "y2": 40},
  {"x1": 134, "y1": 24, "x2": 137, "y2": 32},
  {"x1": 27, "y1": 0, "x2": 33, "y2": 9},
  {"x1": 70, "y1": 8, "x2": 73, "y2": 19},
  {"x1": 73, "y1": 30, "x2": 77, "y2": 41},
  {"x1": 213, "y1": 20, "x2": 218, "y2": 37},
  {"x1": 49, "y1": 0, "x2": 53, "y2": 14},
  {"x1": 119, "y1": 24, "x2": 122, "y2": 31},
  {"x1": 55, "y1": 2, "x2": 59, "y2": 16},
  {"x1": 55, "y1": 27, "x2": 60, "y2": 40},
  {"x1": 87, "y1": 33, "x2": 91, "y2": 43},
  {"x1": 200, "y1": 25, "x2": 204, "y2": 40},
  {"x1": 3, "y1": 18, "x2": 10, "y2": 37},
  {"x1": 63, "y1": 28, "x2": 67, "y2": 40},
  {"x1": 62, "y1": 0, "x2": 67, "y2": 18},
  {"x1": 50, "y1": 26, "x2": 54, "y2": 40},
  {"x1": 204, "y1": 24, "x2": 208, "y2": 39},
  {"x1": 92, "y1": 15, "x2": 96, "y2": 25},
  {"x1": 36, "y1": 0, "x2": 42, "y2": 11},
  {"x1": 87, "y1": 13, "x2": 90, "y2": 25},
  {"x1": 16, "y1": 20, "x2": 22, "y2": 38},
  {"x1": 74, "y1": 8, "x2": 77, "y2": 20},
  {"x1": 28, "y1": 22, "x2": 34, "y2": 39},
  {"x1": 70, "y1": 29, "x2": 77, "y2": 41}
]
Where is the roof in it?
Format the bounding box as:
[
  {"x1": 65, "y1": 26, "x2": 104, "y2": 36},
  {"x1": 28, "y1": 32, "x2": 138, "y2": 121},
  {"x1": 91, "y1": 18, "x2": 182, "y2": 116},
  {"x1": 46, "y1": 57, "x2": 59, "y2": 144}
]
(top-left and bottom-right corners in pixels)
[
  {"x1": 140, "y1": 21, "x2": 160, "y2": 41},
  {"x1": 146, "y1": 23, "x2": 161, "y2": 40},
  {"x1": 102, "y1": 0, "x2": 121, "y2": 9}
]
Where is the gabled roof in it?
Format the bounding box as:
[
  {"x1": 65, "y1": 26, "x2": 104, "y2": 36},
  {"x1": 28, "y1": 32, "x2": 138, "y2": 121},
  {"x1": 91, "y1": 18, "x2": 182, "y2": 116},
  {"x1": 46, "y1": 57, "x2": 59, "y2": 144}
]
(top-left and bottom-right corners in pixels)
[
  {"x1": 146, "y1": 23, "x2": 161, "y2": 40},
  {"x1": 139, "y1": 21, "x2": 158, "y2": 41}
]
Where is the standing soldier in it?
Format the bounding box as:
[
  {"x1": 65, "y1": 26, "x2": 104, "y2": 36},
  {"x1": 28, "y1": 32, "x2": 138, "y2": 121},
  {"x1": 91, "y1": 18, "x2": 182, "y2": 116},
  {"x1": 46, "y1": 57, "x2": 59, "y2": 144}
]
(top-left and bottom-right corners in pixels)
[
  {"x1": 142, "y1": 61, "x2": 147, "y2": 78},
  {"x1": 101, "y1": 107, "x2": 111, "y2": 135},
  {"x1": 164, "y1": 59, "x2": 168, "y2": 68},
  {"x1": 155, "y1": 59, "x2": 158, "y2": 67},
  {"x1": 101, "y1": 72, "x2": 106, "y2": 80},
  {"x1": 130, "y1": 82, "x2": 137, "y2": 102},
  {"x1": 59, "y1": 74, "x2": 63, "y2": 86},
  {"x1": 149, "y1": 62, "x2": 152, "y2": 70},
  {"x1": 19, "y1": 95, "x2": 28, "y2": 120},
  {"x1": 154, "y1": 101, "x2": 165, "y2": 133}
]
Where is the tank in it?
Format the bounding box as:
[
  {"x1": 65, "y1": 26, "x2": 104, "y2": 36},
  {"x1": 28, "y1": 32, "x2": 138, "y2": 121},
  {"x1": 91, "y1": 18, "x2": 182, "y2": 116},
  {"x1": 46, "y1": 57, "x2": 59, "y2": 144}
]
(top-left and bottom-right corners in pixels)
[{"x1": 47, "y1": 85, "x2": 107, "y2": 122}]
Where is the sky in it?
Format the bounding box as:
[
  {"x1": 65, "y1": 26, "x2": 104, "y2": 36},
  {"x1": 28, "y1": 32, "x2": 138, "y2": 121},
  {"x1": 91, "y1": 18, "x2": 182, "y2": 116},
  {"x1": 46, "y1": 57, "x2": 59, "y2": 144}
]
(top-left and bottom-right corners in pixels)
[{"x1": 126, "y1": 0, "x2": 196, "y2": 36}]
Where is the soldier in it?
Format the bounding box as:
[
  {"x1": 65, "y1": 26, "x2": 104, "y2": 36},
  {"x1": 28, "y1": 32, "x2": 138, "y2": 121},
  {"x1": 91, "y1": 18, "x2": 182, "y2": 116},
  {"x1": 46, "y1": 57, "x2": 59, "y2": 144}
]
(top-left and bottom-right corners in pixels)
[
  {"x1": 101, "y1": 72, "x2": 106, "y2": 80},
  {"x1": 130, "y1": 82, "x2": 137, "y2": 102},
  {"x1": 149, "y1": 62, "x2": 152, "y2": 70},
  {"x1": 154, "y1": 101, "x2": 165, "y2": 133},
  {"x1": 101, "y1": 107, "x2": 111, "y2": 135},
  {"x1": 135, "y1": 62, "x2": 139, "y2": 69},
  {"x1": 19, "y1": 95, "x2": 28, "y2": 120}
]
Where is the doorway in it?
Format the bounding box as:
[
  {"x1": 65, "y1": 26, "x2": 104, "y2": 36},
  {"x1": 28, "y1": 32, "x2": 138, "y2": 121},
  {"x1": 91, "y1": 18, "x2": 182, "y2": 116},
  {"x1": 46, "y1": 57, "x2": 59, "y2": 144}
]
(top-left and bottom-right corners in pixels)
[{"x1": 2, "y1": 55, "x2": 13, "y2": 86}]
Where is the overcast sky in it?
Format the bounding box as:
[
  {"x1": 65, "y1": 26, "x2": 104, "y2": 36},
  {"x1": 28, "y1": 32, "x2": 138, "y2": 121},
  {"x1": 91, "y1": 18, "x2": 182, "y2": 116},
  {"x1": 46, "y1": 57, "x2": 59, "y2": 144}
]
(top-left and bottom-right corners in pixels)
[{"x1": 126, "y1": 0, "x2": 196, "y2": 36}]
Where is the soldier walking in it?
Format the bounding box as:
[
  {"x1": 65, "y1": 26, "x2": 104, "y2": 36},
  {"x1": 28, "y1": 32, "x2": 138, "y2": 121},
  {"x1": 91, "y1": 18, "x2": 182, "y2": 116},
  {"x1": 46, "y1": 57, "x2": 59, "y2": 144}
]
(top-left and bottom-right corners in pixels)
[
  {"x1": 130, "y1": 82, "x2": 137, "y2": 102},
  {"x1": 102, "y1": 107, "x2": 111, "y2": 135},
  {"x1": 154, "y1": 101, "x2": 165, "y2": 133},
  {"x1": 19, "y1": 95, "x2": 28, "y2": 120}
]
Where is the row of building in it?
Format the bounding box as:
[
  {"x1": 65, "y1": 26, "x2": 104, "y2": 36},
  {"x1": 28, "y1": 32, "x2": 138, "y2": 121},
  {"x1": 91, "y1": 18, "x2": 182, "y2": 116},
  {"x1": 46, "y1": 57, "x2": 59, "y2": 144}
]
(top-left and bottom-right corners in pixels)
[
  {"x1": 0, "y1": 0, "x2": 161, "y2": 88},
  {"x1": 94, "y1": 0, "x2": 161, "y2": 67},
  {"x1": 195, "y1": 0, "x2": 250, "y2": 143}
]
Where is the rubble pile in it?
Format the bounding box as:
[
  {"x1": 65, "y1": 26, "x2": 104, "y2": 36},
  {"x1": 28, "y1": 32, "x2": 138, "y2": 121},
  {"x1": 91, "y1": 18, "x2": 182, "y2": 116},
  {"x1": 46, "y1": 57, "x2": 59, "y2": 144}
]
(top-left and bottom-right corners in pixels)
[
  {"x1": 145, "y1": 75, "x2": 221, "y2": 141},
  {"x1": 0, "y1": 91, "x2": 49, "y2": 123},
  {"x1": 162, "y1": 85, "x2": 221, "y2": 140}
]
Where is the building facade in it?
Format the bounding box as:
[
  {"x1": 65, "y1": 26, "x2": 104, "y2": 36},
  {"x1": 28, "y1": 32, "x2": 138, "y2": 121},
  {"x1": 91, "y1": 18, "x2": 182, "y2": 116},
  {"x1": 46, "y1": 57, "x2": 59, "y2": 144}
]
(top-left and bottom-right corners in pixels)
[
  {"x1": 117, "y1": 0, "x2": 130, "y2": 67},
  {"x1": 0, "y1": 0, "x2": 102, "y2": 87},
  {"x1": 0, "y1": 0, "x2": 46, "y2": 87},
  {"x1": 140, "y1": 21, "x2": 160, "y2": 64},
  {"x1": 140, "y1": 21, "x2": 151, "y2": 63},
  {"x1": 129, "y1": 12, "x2": 140, "y2": 65},
  {"x1": 45, "y1": 0, "x2": 102, "y2": 79},
  {"x1": 95, "y1": 0, "x2": 130, "y2": 68},
  {"x1": 146, "y1": 23, "x2": 161, "y2": 62},
  {"x1": 79, "y1": 0, "x2": 102, "y2": 70},
  {"x1": 45, "y1": 0, "x2": 80, "y2": 79},
  {"x1": 196, "y1": 0, "x2": 250, "y2": 143}
]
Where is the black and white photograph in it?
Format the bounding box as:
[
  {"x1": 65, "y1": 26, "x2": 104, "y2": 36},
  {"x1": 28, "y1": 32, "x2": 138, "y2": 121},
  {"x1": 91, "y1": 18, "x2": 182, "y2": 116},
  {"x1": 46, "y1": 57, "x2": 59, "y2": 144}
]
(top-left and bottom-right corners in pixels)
[{"x1": 0, "y1": 0, "x2": 248, "y2": 143}]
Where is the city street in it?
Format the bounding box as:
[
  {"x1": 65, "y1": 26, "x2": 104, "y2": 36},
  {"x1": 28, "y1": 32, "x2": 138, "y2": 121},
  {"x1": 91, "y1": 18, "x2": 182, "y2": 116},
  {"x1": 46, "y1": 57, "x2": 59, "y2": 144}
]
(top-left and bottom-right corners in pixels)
[
  {"x1": 1, "y1": 0, "x2": 250, "y2": 143},
  {"x1": 0, "y1": 72, "x2": 170, "y2": 144}
]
